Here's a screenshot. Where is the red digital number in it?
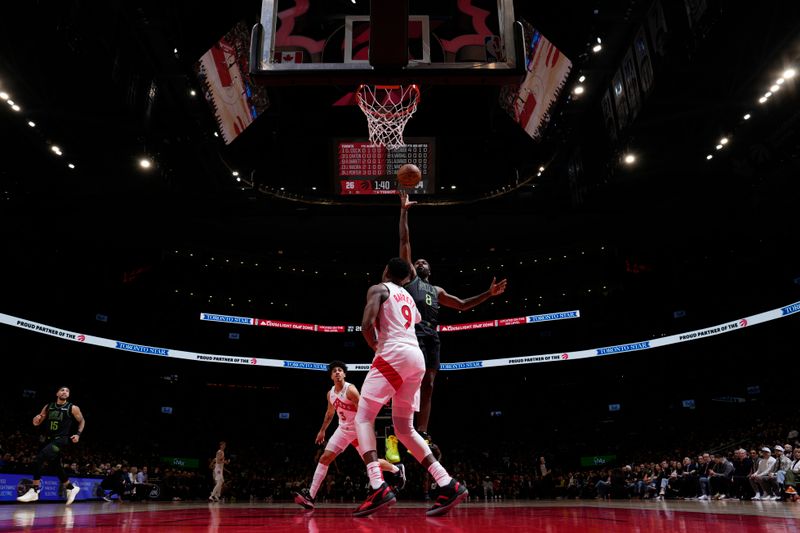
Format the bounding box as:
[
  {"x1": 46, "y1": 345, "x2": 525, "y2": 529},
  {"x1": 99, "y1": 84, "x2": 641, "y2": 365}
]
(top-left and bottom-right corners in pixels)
[{"x1": 401, "y1": 305, "x2": 412, "y2": 329}]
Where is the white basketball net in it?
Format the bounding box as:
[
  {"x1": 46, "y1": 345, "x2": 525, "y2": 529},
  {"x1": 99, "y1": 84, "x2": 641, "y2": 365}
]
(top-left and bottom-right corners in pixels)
[{"x1": 356, "y1": 84, "x2": 421, "y2": 150}]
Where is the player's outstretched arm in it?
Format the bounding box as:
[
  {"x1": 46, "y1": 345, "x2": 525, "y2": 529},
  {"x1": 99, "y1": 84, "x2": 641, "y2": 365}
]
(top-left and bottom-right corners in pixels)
[
  {"x1": 398, "y1": 191, "x2": 417, "y2": 281},
  {"x1": 437, "y1": 277, "x2": 508, "y2": 311}
]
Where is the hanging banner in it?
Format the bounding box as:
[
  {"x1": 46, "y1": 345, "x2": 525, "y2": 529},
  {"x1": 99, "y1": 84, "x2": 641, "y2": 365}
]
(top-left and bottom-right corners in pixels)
[
  {"x1": 634, "y1": 26, "x2": 654, "y2": 94},
  {"x1": 622, "y1": 47, "x2": 642, "y2": 120},
  {"x1": 499, "y1": 20, "x2": 572, "y2": 141},
  {"x1": 611, "y1": 69, "x2": 629, "y2": 130}
]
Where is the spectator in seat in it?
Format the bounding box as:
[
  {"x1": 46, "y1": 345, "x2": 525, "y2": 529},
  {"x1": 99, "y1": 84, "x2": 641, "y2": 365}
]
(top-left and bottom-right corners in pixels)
[
  {"x1": 749, "y1": 447, "x2": 777, "y2": 500},
  {"x1": 731, "y1": 449, "x2": 754, "y2": 500},
  {"x1": 709, "y1": 453, "x2": 734, "y2": 499}
]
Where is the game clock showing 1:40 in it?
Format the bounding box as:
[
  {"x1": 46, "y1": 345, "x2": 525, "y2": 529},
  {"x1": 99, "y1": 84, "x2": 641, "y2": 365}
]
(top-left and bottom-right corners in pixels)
[{"x1": 336, "y1": 138, "x2": 436, "y2": 195}]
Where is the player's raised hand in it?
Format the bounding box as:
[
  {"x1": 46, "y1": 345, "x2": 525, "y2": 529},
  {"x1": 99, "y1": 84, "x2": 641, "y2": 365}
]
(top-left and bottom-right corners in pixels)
[
  {"x1": 489, "y1": 277, "x2": 508, "y2": 296},
  {"x1": 399, "y1": 190, "x2": 416, "y2": 210}
]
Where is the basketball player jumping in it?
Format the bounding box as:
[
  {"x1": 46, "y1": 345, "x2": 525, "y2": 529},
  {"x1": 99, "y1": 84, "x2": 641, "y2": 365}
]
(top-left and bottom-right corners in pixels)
[
  {"x1": 353, "y1": 257, "x2": 468, "y2": 517},
  {"x1": 399, "y1": 191, "x2": 507, "y2": 441},
  {"x1": 208, "y1": 441, "x2": 229, "y2": 502},
  {"x1": 294, "y1": 360, "x2": 405, "y2": 509},
  {"x1": 17, "y1": 386, "x2": 85, "y2": 505}
]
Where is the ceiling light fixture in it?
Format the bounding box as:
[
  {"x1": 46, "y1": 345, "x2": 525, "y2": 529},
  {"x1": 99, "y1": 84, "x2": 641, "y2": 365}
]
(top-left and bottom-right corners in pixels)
[
  {"x1": 758, "y1": 96, "x2": 767, "y2": 103},
  {"x1": 139, "y1": 158, "x2": 152, "y2": 169},
  {"x1": 0, "y1": 91, "x2": 9, "y2": 100},
  {"x1": 573, "y1": 85, "x2": 585, "y2": 95},
  {"x1": 592, "y1": 44, "x2": 602, "y2": 53},
  {"x1": 578, "y1": 75, "x2": 586, "y2": 83},
  {"x1": 706, "y1": 154, "x2": 713, "y2": 160},
  {"x1": 719, "y1": 137, "x2": 729, "y2": 145},
  {"x1": 783, "y1": 68, "x2": 796, "y2": 79},
  {"x1": 743, "y1": 113, "x2": 751, "y2": 120},
  {"x1": 27, "y1": 120, "x2": 35, "y2": 127},
  {"x1": 715, "y1": 144, "x2": 723, "y2": 150},
  {"x1": 11, "y1": 104, "x2": 20, "y2": 111},
  {"x1": 623, "y1": 154, "x2": 635, "y2": 164},
  {"x1": 770, "y1": 84, "x2": 780, "y2": 92}
]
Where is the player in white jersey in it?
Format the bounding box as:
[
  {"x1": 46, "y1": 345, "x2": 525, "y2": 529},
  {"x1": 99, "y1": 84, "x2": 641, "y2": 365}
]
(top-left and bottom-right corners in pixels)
[
  {"x1": 293, "y1": 361, "x2": 405, "y2": 509},
  {"x1": 353, "y1": 257, "x2": 468, "y2": 517},
  {"x1": 208, "y1": 441, "x2": 229, "y2": 502}
]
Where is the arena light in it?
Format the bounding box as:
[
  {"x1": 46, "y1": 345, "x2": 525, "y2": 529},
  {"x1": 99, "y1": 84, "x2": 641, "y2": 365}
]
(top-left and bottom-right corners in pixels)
[
  {"x1": 450, "y1": 185, "x2": 457, "y2": 189},
  {"x1": 231, "y1": 171, "x2": 239, "y2": 176},
  {"x1": 764, "y1": 91, "x2": 772, "y2": 97},
  {"x1": 573, "y1": 85, "x2": 585, "y2": 95},
  {"x1": 592, "y1": 44, "x2": 602, "y2": 53},
  {"x1": 11, "y1": 104, "x2": 20, "y2": 112},
  {"x1": 715, "y1": 144, "x2": 723, "y2": 150},
  {"x1": 27, "y1": 120, "x2": 35, "y2": 127},
  {"x1": 538, "y1": 166, "x2": 545, "y2": 172},
  {"x1": 623, "y1": 154, "x2": 636, "y2": 165},
  {"x1": 578, "y1": 75, "x2": 586, "y2": 83},
  {"x1": 68, "y1": 163, "x2": 75, "y2": 169},
  {"x1": 51, "y1": 146, "x2": 62, "y2": 156},
  {"x1": 776, "y1": 78, "x2": 785, "y2": 85},
  {"x1": 759, "y1": 96, "x2": 767, "y2": 103},
  {"x1": 743, "y1": 113, "x2": 751, "y2": 120},
  {"x1": 783, "y1": 68, "x2": 796, "y2": 79},
  {"x1": 719, "y1": 137, "x2": 729, "y2": 145},
  {"x1": 139, "y1": 158, "x2": 152, "y2": 169},
  {"x1": 0, "y1": 91, "x2": 9, "y2": 100},
  {"x1": 706, "y1": 154, "x2": 713, "y2": 160},
  {"x1": 6, "y1": 99, "x2": 14, "y2": 106},
  {"x1": 770, "y1": 84, "x2": 780, "y2": 92},
  {"x1": 189, "y1": 89, "x2": 196, "y2": 96}
]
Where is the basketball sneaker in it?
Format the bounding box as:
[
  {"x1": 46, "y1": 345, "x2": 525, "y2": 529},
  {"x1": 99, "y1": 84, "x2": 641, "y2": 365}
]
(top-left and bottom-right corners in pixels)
[
  {"x1": 386, "y1": 463, "x2": 406, "y2": 492},
  {"x1": 353, "y1": 482, "x2": 396, "y2": 517},
  {"x1": 293, "y1": 488, "x2": 315, "y2": 510},
  {"x1": 65, "y1": 486, "x2": 80, "y2": 505},
  {"x1": 17, "y1": 487, "x2": 39, "y2": 503},
  {"x1": 386, "y1": 435, "x2": 401, "y2": 463},
  {"x1": 426, "y1": 479, "x2": 468, "y2": 517}
]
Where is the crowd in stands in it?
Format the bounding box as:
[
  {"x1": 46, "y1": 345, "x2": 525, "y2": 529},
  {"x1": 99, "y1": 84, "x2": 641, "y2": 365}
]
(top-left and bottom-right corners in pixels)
[{"x1": 2, "y1": 420, "x2": 799, "y2": 504}]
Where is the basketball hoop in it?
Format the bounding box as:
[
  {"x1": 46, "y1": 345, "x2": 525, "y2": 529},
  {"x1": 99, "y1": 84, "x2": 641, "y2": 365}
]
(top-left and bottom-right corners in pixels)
[{"x1": 356, "y1": 84, "x2": 421, "y2": 150}]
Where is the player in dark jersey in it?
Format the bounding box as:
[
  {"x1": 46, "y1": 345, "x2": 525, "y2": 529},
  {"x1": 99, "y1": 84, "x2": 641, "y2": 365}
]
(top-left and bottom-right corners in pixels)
[
  {"x1": 399, "y1": 192, "x2": 507, "y2": 441},
  {"x1": 17, "y1": 386, "x2": 85, "y2": 505}
]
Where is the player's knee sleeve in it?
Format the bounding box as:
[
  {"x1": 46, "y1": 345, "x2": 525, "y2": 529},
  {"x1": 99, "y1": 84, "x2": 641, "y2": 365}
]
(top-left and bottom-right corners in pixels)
[
  {"x1": 355, "y1": 397, "x2": 382, "y2": 455},
  {"x1": 392, "y1": 412, "x2": 432, "y2": 461}
]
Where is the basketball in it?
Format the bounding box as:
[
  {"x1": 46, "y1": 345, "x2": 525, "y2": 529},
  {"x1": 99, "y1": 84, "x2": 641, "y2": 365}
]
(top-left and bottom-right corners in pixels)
[{"x1": 396, "y1": 164, "x2": 422, "y2": 188}]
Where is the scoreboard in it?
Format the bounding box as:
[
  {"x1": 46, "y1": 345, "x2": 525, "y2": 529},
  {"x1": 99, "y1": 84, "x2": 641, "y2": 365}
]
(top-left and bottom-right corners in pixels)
[{"x1": 335, "y1": 137, "x2": 436, "y2": 195}]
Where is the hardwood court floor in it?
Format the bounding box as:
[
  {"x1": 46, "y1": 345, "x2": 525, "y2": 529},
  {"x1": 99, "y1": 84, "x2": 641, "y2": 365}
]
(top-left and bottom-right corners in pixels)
[{"x1": 2, "y1": 499, "x2": 799, "y2": 532}]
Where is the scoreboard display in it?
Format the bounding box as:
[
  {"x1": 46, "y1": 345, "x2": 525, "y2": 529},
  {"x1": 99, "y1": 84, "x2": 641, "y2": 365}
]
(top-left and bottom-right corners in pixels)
[{"x1": 335, "y1": 137, "x2": 436, "y2": 195}]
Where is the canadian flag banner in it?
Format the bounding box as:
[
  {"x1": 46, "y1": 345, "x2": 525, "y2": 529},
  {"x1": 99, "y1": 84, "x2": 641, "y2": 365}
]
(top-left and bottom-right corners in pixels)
[{"x1": 273, "y1": 51, "x2": 303, "y2": 63}]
